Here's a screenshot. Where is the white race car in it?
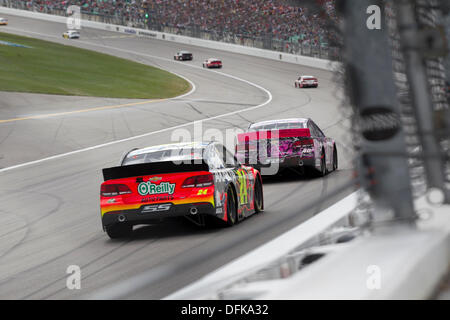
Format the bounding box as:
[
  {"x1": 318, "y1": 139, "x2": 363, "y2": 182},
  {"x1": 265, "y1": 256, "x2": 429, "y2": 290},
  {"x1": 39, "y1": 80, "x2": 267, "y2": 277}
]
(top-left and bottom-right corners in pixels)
[
  {"x1": 62, "y1": 30, "x2": 80, "y2": 39},
  {"x1": 294, "y1": 75, "x2": 318, "y2": 88},
  {"x1": 0, "y1": 17, "x2": 8, "y2": 26}
]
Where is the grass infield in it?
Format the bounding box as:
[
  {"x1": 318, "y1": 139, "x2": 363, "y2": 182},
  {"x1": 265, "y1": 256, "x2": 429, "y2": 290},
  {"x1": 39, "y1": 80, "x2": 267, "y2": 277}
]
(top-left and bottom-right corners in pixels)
[{"x1": 0, "y1": 32, "x2": 190, "y2": 99}]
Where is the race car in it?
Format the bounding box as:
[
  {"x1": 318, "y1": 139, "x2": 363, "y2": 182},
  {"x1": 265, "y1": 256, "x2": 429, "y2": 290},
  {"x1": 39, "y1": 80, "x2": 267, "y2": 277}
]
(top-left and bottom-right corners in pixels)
[
  {"x1": 62, "y1": 30, "x2": 80, "y2": 39},
  {"x1": 100, "y1": 142, "x2": 263, "y2": 238},
  {"x1": 294, "y1": 75, "x2": 318, "y2": 88},
  {"x1": 0, "y1": 18, "x2": 8, "y2": 26},
  {"x1": 235, "y1": 118, "x2": 337, "y2": 176},
  {"x1": 174, "y1": 51, "x2": 193, "y2": 61},
  {"x1": 203, "y1": 58, "x2": 222, "y2": 69}
]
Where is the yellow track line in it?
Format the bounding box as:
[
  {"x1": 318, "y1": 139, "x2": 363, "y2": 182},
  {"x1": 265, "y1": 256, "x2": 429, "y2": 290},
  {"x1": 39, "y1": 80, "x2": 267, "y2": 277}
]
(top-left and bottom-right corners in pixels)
[{"x1": 0, "y1": 98, "x2": 166, "y2": 124}]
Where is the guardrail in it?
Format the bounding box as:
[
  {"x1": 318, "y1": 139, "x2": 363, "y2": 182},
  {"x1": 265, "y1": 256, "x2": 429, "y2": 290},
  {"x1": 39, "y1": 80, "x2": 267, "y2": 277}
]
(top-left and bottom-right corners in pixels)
[
  {"x1": 0, "y1": 6, "x2": 339, "y2": 72},
  {"x1": 167, "y1": 195, "x2": 449, "y2": 300}
]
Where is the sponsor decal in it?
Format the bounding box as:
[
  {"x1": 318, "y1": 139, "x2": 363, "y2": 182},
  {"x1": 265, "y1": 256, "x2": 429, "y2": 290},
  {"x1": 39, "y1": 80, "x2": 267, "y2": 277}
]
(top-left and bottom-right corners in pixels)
[
  {"x1": 141, "y1": 195, "x2": 174, "y2": 203},
  {"x1": 138, "y1": 31, "x2": 157, "y2": 38},
  {"x1": 148, "y1": 176, "x2": 162, "y2": 182},
  {"x1": 360, "y1": 107, "x2": 401, "y2": 141},
  {"x1": 138, "y1": 181, "x2": 175, "y2": 196},
  {"x1": 124, "y1": 28, "x2": 137, "y2": 34}
]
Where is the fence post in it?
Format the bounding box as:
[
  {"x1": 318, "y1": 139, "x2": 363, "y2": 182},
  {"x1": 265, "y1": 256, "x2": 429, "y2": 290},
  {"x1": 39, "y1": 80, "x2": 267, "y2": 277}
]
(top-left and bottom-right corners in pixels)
[
  {"x1": 342, "y1": 0, "x2": 416, "y2": 222},
  {"x1": 395, "y1": 0, "x2": 450, "y2": 203}
]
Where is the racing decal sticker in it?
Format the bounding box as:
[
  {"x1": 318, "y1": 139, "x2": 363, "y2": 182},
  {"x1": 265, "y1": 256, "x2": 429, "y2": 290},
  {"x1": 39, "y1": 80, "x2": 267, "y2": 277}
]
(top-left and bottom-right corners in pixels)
[
  {"x1": 138, "y1": 181, "x2": 176, "y2": 196},
  {"x1": 236, "y1": 169, "x2": 249, "y2": 205},
  {"x1": 141, "y1": 203, "x2": 172, "y2": 213}
]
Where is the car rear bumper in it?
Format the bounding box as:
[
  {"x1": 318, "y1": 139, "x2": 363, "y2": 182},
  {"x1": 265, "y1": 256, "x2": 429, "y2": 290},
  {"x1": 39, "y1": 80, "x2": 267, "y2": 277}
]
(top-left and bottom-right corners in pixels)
[
  {"x1": 101, "y1": 202, "x2": 215, "y2": 227},
  {"x1": 244, "y1": 156, "x2": 316, "y2": 174}
]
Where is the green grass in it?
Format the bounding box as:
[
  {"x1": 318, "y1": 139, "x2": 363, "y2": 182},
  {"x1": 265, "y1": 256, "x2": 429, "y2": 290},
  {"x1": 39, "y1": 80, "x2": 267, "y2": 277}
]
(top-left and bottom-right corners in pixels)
[{"x1": 0, "y1": 32, "x2": 190, "y2": 99}]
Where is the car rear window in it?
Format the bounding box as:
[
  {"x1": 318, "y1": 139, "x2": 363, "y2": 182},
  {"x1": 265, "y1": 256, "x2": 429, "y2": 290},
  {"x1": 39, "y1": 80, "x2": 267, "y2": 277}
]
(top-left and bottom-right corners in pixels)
[
  {"x1": 249, "y1": 121, "x2": 306, "y2": 132},
  {"x1": 123, "y1": 148, "x2": 204, "y2": 165}
]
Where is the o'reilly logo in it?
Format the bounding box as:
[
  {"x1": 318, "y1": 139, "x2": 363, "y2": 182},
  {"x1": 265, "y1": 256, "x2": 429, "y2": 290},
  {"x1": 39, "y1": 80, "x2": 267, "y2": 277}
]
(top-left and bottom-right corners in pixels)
[{"x1": 138, "y1": 181, "x2": 175, "y2": 196}]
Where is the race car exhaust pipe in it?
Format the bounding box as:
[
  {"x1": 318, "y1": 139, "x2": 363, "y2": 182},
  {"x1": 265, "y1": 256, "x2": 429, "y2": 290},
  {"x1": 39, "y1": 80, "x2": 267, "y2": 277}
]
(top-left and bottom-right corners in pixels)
[
  {"x1": 189, "y1": 207, "x2": 198, "y2": 215},
  {"x1": 118, "y1": 214, "x2": 126, "y2": 222}
]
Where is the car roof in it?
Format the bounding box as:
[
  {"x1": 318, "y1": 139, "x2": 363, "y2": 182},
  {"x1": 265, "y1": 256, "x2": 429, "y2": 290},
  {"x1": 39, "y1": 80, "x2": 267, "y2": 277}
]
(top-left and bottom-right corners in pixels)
[
  {"x1": 250, "y1": 118, "x2": 309, "y2": 127},
  {"x1": 127, "y1": 141, "x2": 213, "y2": 157},
  {"x1": 207, "y1": 58, "x2": 221, "y2": 61},
  {"x1": 300, "y1": 75, "x2": 316, "y2": 78},
  {"x1": 179, "y1": 51, "x2": 191, "y2": 54}
]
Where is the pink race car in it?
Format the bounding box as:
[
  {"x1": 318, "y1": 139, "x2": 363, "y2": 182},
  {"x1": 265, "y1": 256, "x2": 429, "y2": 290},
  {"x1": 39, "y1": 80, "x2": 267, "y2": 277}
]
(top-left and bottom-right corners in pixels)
[{"x1": 235, "y1": 118, "x2": 337, "y2": 176}]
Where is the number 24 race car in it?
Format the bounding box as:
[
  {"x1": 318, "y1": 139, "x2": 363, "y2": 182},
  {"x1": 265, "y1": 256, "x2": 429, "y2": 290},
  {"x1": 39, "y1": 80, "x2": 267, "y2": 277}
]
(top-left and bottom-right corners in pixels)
[{"x1": 100, "y1": 142, "x2": 263, "y2": 239}]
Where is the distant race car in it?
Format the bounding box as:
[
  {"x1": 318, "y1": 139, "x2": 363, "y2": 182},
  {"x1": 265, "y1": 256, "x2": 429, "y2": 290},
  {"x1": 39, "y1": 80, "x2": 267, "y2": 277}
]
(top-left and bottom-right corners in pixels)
[
  {"x1": 235, "y1": 118, "x2": 337, "y2": 176},
  {"x1": 294, "y1": 75, "x2": 318, "y2": 88},
  {"x1": 62, "y1": 30, "x2": 80, "y2": 39},
  {"x1": 174, "y1": 51, "x2": 193, "y2": 61},
  {"x1": 203, "y1": 58, "x2": 222, "y2": 68},
  {"x1": 0, "y1": 18, "x2": 8, "y2": 26},
  {"x1": 100, "y1": 142, "x2": 263, "y2": 238}
]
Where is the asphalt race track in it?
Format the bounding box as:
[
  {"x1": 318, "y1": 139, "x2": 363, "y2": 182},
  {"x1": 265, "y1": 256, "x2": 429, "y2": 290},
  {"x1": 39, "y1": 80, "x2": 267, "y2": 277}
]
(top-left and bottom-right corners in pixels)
[{"x1": 0, "y1": 13, "x2": 355, "y2": 299}]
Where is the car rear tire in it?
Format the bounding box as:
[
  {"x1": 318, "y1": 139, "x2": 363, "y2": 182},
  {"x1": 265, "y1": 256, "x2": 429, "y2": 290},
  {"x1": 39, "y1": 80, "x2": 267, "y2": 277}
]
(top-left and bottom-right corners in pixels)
[
  {"x1": 333, "y1": 146, "x2": 338, "y2": 171},
  {"x1": 105, "y1": 223, "x2": 132, "y2": 239},
  {"x1": 318, "y1": 152, "x2": 326, "y2": 177},
  {"x1": 225, "y1": 187, "x2": 237, "y2": 226},
  {"x1": 253, "y1": 178, "x2": 263, "y2": 213}
]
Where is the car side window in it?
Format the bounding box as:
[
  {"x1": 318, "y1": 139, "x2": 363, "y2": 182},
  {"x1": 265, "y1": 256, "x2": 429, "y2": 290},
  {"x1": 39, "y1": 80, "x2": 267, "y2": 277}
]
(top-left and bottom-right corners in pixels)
[
  {"x1": 216, "y1": 144, "x2": 237, "y2": 168},
  {"x1": 225, "y1": 148, "x2": 239, "y2": 167},
  {"x1": 313, "y1": 122, "x2": 325, "y2": 138},
  {"x1": 206, "y1": 146, "x2": 225, "y2": 169},
  {"x1": 307, "y1": 121, "x2": 316, "y2": 137}
]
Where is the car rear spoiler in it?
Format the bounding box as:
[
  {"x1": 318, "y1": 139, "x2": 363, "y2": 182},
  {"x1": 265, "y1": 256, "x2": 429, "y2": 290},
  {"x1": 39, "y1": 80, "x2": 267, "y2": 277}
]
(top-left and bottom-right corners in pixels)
[
  {"x1": 102, "y1": 161, "x2": 209, "y2": 181},
  {"x1": 237, "y1": 128, "x2": 311, "y2": 142}
]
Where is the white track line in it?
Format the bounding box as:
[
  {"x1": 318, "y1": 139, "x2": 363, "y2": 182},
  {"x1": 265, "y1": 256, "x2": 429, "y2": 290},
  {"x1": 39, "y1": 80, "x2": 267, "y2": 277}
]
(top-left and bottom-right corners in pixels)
[{"x1": 0, "y1": 27, "x2": 273, "y2": 174}]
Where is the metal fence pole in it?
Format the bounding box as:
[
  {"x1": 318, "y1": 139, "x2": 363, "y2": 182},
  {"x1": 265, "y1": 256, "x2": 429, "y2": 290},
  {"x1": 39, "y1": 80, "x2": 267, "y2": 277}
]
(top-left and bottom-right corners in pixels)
[
  {"x1": 343, "y1": 0, "x2": 416, "y2": 221},
  {"x1": 395, "y1": 0, "x2": 449, "y2": 203}
]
